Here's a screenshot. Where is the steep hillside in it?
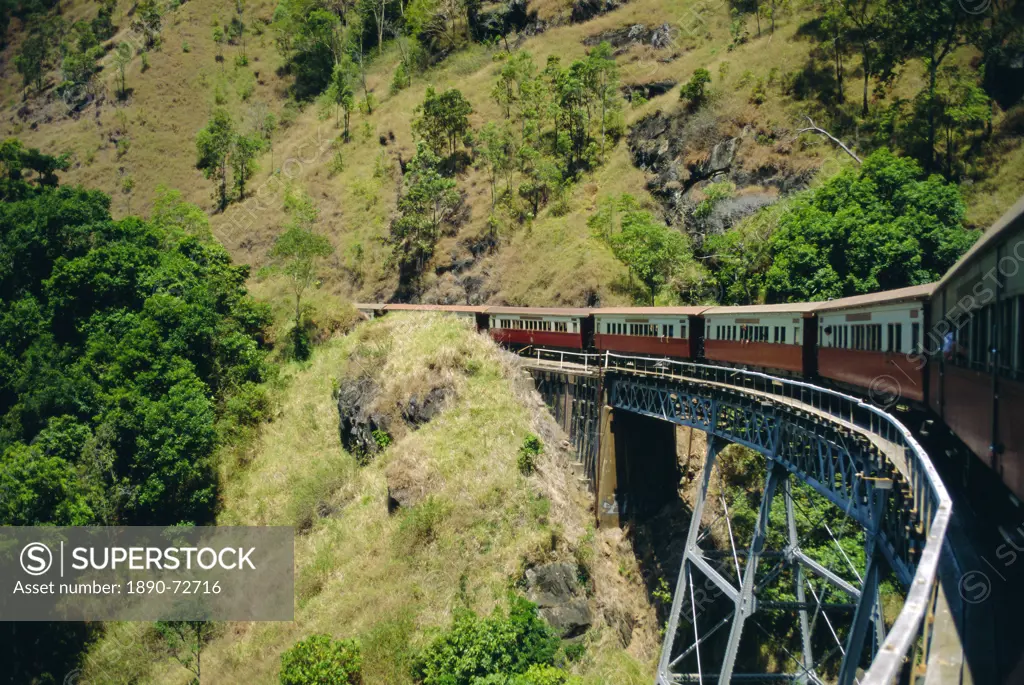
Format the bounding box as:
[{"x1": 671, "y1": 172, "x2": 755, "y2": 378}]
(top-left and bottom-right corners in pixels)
[
  {"x1": 3, "y1": 0, "x2": 1021, "y2": 311},
  {"x1": 78, "y1": 313, "x2": 660, "y2": 683}
]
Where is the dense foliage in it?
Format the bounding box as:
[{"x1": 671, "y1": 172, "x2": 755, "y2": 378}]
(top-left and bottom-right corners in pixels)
[
  {"x1": 280, "y1": 635, "x2": 363, "y2": 685},
  {"x1": 0, "y1": 153, "x2": 271, "y2": 527},
  {"x1": 707, "y1": 148, "x2": 977, "y2": 303},
  {"x1": 412, "y1": 596, "x2": 561, "y2": 685}
]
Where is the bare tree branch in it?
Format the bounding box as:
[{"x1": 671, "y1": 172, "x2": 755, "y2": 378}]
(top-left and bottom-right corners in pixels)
[{"x1": 797, "y1": 115, "x2": 862, "y2": 165}]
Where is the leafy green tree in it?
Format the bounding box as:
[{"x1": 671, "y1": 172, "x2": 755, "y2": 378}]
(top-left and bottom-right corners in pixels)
[
  {"x1": 586, "y1": 42, "x2": 620, "y2": 154},
  {"x1": 893, "y1": 0, "x2": 979, "y2": 168},
  {"x1": 934, "y1": 65, "x2": 990, "y2": 176},
  {"x1": 269, "y1": 194, "x2": 334, "y2": 358},
  {"x1": 196, "y1": 109, "x2": 236, "y2": 211},
  {"x1": 608, "y1": 211, "x2": 691, "y2": 304},
  {"x1": 112, "y1": 41, "x2": 133, "y2": 97},
  {"x1": 477, "y1": 121, "x2": 516, "y2": 207},
  {"x1": 414, "y1": 86, "x2": 473, "y2": 158},
  {"x1": 152, "y1": 185, "x2": 212, "y2": 240},
  {"x1": 274, "y1": 5, "x2": 343, "y2": 99},
  {"x1": 387, "y1": 142, "x2": 459, "y2": 294},
  {"x1": 413, "y1": 596, "x2": 559, "y2": 685},
  {"x1": 279, "y1": 635, "x2": 362, "y2": 685},
  {"x1": 679, "y1": 68, "x2": 711, "y2": 108},
  {"x1": 213, "y1": 25, "x2": 225, "y2": 62},
  {"x1": 764, "y1": 147, "x2": 976, "y2": 301},
  {"x1": 131, "y1": 0, "x2": 163, "y2": 48},
  {"x1": 231, "y1": 133, "x2": 263, "y2": 199},
  {"x1": 325, "y1": 61, "x2": 356, "y2": 138},
  {"x1": 15, "y1": 32, "x2": 47, "y2": 91},
  {"x1": 91, "y1": 0, "x2": 118, "y2": 40},
  {"x1": 156, "y1": 621, "x2": 216, "y2": 685}
]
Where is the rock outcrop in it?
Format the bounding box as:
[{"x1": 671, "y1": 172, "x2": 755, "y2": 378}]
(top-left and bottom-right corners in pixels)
[
  {"x1": 584, "y1": 22, "x2": 673, "y2": 50},
  {"x1": 571, "y1": 0, "x2": 626, "y2": 24},
  {"x1": 524, "y1": 562, "x2": 593, "y2": 639},
  {"x1": 627, "y1": 110, "x2": 815, "y2": 236}
]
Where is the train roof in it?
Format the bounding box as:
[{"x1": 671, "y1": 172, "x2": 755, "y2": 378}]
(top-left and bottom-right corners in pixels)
[
  {"x1": 592, "y1": 306, "x2": 710, "y2": 316},
  {"x1": 935, "y1": 194, "x2": 1024, "y2": 290},
  {"x1": 813, "y1": 283, "x2": 936, "y2": 312},
  {"x1": 486, "y1": 306, "x2": 591, "y2": 317},
  {"x1": 703, "y1": 302, "x2": 820, "y2": 316},
  {"x1": 355, "y1": 302, "x2": 386, "y2": 310},
  {"x1": 384, "y1": 303, "x2": 488, "y2": 313}
]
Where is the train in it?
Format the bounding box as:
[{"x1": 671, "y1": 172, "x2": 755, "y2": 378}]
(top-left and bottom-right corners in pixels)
[{"x1": 356, "y1": 196, "x2": 1024, "y2": 503}]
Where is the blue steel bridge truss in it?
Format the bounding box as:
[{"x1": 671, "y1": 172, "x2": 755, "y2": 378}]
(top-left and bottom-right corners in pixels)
[{"x1": 606, "y1": 373, "x2": 929, "y2": 685}]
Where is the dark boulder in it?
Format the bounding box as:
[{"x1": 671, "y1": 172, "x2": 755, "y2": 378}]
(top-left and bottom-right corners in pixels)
[
  {"x1": 524, "y1": 562, "x2": 593, "y2": 639},
  {"x1": 336, "y1": 375, "x2": 389, "y2": 457},
  {"x1": 571, "y1": 0, "x2": 625, "y2": 24}
]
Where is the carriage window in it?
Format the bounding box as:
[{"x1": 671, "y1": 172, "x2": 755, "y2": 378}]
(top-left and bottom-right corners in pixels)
[
  {"x1": 911, "y1": 323, "x2": 920, "y2": 353},
  {"x1": 680, "y1": 323, "x2": 687, "y2": 339},
  {"x1": 555, "y1": 321, "x2": 567, "y2": 332}
]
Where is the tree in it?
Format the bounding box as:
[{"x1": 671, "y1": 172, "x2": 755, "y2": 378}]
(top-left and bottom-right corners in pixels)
[
  {"x1": 112, "y1": 41, "x2": 133, "y2": 98},
  {"x1": 279, "y1": 635, "x2": 362, "y2": 685},
  {"x1": 132, "y1": 0, "x2": 163, "y2": 48},
  {"x1": 414, "y1": 86, "x2": 473, "y2": 158},
  {"x1": 213, "y1": 25, "x2": 225, "y2": 62},
  {"x1": 586, "y1": 42, "x2": 619, "y2": 154},
  {"x1": 15, "y1": 33, "x2": 47, "y2": 91},
  {"x1": 152, "y1": 185, "x2": 212, "y2": 240},
  {"x1": 894, "y1": 0, "x2": 979, "y2": 169},
  {"x1": 608, "y1": 211, "x2": 691, "y2": 303},
  {"x1": 476, "y1": 121, "x2": 515, "y2": 207},
  {"x1": 195, "y1": 109, "x2": 235, "y2": 211},
  {"x1": 387, "y1": 142, "x2": 459, "y2": 294},
  {"x1": 231, "y1": 133, "x2": 263, "y2": 198},
  {"x1": 679, "y1": 68, "x2": 711, "y2": 109},
  {"x1": 934, "y1": 66, "x2": 990, "y2": 175},
  {"x1": 269, "y1": 194, "x2": 334, "y2": 358},
  {"x1": 413, "y1": 596, "x2": 558, "y2": 685},
  {"x1": 840, "y1": 0, "x2": 894, "y2": 116},
  {"x1": 157, "y1": 621, "x2": 215, "y2": 685},
  {"x1": 763, "y1": 148, "x2": 976, "y2": 301},
  {"x1": 325, "y1": 62, "x2": 355, "y2": 138}
]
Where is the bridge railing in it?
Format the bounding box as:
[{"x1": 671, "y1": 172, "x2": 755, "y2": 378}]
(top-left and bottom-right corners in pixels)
[{"x1": 530, "y1": 349, "x2": 953, "y2": 684}]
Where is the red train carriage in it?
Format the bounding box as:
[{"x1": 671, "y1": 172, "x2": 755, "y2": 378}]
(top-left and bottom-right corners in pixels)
[
  {"x1": 929, "y1": 197, "x2": 1024, "y2": 501},
  {"x1": 703, "y1": 303, "x2": 819, "y2": 375},
  {"x1": 486, "y1": 306, "x2": 591, "y2": 350},
  {"x1": 816, "y1": 284, "x2": 934, "y2": 404},
  {"x1": 592, "y1": 307, "x2": 707, "y2": 359}
]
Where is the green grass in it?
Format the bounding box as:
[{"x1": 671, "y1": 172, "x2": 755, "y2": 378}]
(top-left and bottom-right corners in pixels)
[{"x1": 80, "y1": 314, "x2": 656, "y2": 683}]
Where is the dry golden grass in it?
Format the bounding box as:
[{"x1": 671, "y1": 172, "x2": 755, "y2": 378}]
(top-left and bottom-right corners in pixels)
[
  {"x1": 79, "y1": 314, "x2": 657, "y2": 683},
  {"x1": 3, "y1": 0, "x2": 1019, "y2": 313}
]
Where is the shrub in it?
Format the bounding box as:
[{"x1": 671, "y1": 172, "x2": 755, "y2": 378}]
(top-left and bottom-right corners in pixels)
[
  {"x1": 279, "y1": 635, "x2": 362, "y2": 685},
  {"x1": 412, "y1": 596, "x2": 558, "y2": 684},
  {"x1": 517, "y1": 434, "x2": 542, "y2": 475},
  {"x1": 679, "y1": 68, "x2": 711, "y2": 109}
]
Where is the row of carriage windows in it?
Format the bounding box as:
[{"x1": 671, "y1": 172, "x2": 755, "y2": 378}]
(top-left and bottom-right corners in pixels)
[
  {"x1": 498, "y1": 318, "x2": 571, "y2": 333},
  {"x1": 947, "y1": 295, "x2": 1024, "y2": 381},
  {"x1": 713, "y1": 324, "x2": 794, "y2": 344},
  {"x1": 603, "y1": 322, "x2": 685, "y2": 338},
  {"x1": 822, "y1": 322, "x2": 920, "y2": 353}
]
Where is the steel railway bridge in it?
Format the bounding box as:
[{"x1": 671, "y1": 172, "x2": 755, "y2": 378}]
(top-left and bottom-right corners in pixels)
[{"x1": 525, "y1": 350, "x2": 968, "y2": 685}]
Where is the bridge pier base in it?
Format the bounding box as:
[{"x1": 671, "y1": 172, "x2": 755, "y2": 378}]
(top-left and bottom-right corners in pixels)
[{"x1": 595, "y1": 404, "x2": 679, "y2": 528}]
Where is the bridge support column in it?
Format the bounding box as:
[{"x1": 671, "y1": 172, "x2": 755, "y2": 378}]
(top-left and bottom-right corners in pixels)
[
  {"x1": 595, "y1": 404, "x2": 678, "y2": 528},
  {"x1": 597, "y1": 405, "x2": 620, "y2": 528}
]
